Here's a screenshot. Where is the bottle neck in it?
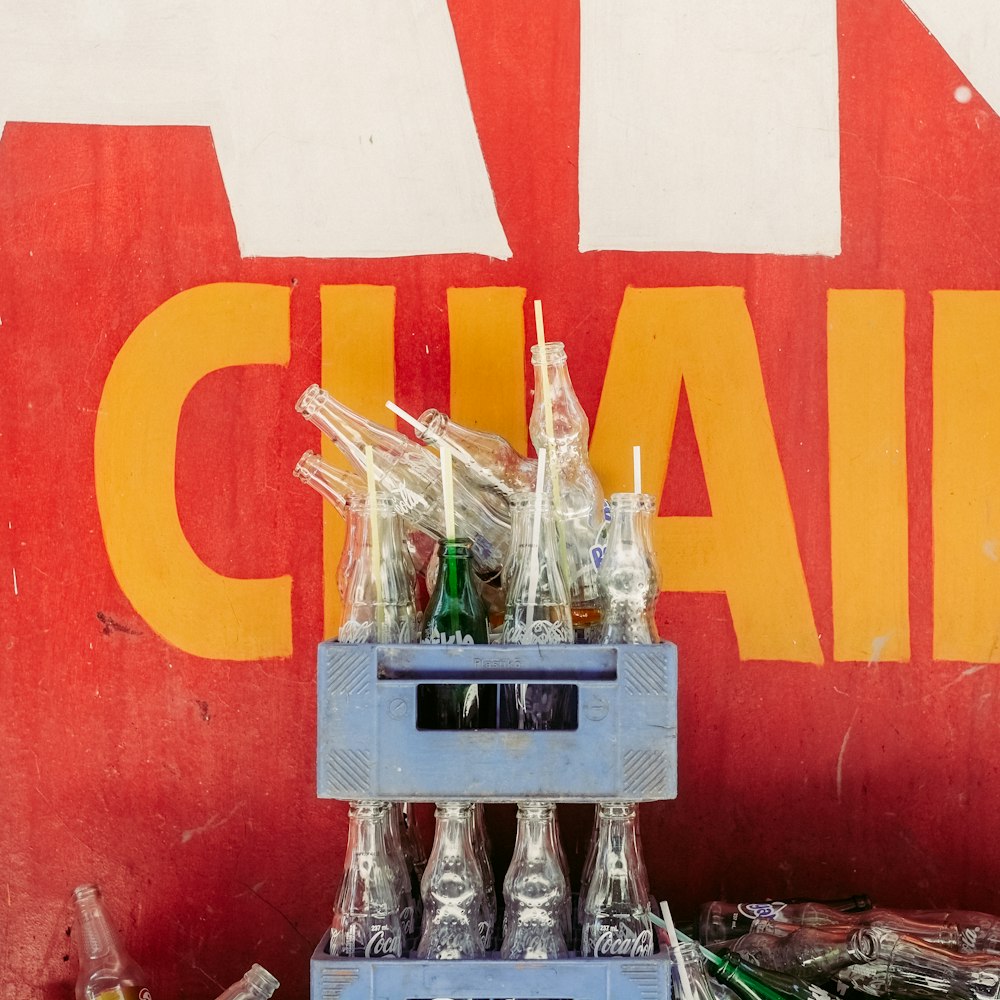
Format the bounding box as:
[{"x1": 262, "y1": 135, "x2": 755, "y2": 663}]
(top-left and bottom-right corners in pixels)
[
  {"x1": 344, "y1": 801, "x2": 391, "y2": 868},
  {"x1": 293, "y1": 450, "x2": 363, "y2": 515},
  {"x1": 72, "y1": 884, "x2": 123, "y2": 961},
  {"x1": 514, "y1": 802, "x2": 554, "y2": 859},
  {"x1": 431, "y1": 801, "x2": 475, "y2": 856}
]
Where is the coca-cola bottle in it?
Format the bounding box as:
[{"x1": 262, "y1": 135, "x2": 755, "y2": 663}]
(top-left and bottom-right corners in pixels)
[
  {"x1": 598, "y1": 492, "x2": 660, "y2": 644},
  {"x1": 338, "y1": 493, "x2": 418, "y2": 644},
  {"x1": 329, "y1": 801, "x2": 404, "y2": 958},
  {"x1": 470, "y1": 802, "x2": 498, "y2": 950},
  {"x1": 416, "y1": 408, "x2": 537, "y2": 501},
  {"x1": 72, "y1": 884, "x2": 151, "y2": 1000},
  {"x1": 214, "y1": 964, "x2": 279, "y2": 1000},
  {"x1": 529, "y1": 342, "x2": 605, "y2": 642},
  {"x1": 673, "y1": 940, "x2": 725, "y2": 1000},
  {"x1": 726, "y1": 925, "x2": 880, "y2": 981},
  {"x1": 710, "y1": 951, "x2": 844, "y2": 1000},
  {"x1": 579, "y1": 803, "x2": 654, "y2": 958},
  {"x1": 501, "y1": 801, "x2": 570, "y2": 960},
  {"x1": 382, "y1": 802, "x2": 419, "y2": 952},
  {"x1": 416, "y1": 802, "x2": 488, "y2": 960}
]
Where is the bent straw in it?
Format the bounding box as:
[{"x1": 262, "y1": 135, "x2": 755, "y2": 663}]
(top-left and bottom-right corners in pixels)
[
  {"x1": 364, "y1": 446, "x2": 384, "y2": 632},
  {"x1": 634, "y1": 445, "x2": 642, "y2": 495},
  {"x1": 533, "y1": 300, "x2": 572, "y2": 590}
]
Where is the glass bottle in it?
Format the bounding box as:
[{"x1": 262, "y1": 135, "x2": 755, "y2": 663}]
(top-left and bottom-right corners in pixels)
[
  {"x1": 545, "y1": 804, "x2": 574, "y2": 945},
  {"x1": 383, "y1": 802, "x2": 419, "y2": 952},
  {"x1": 214, "y1": 964, "x2": 279, "y2": 1000},
  {"x1": 528, "y1": 343, "x2": 605, "y2": 642},
  {"x1": 726, "y1": 925, "x2": 880, "y2": 981},
  {"x1": 416, "y1": 802, "x2": 488, "y2": 960},
  {"x1": 295, "y1": 449, "x2": 435, "y2": 584},
  {"x1": 471, "y1": 802, "x2": 498, "y2": 950},
  {"x1": 598, "y1": 493, "x2": 659, "y2": 645},
  {"x1": 72, "y1": 884, "x2": 150, "y2": 1000},
  {"x1": 638, "y1": 492, "x2": 662, "y2": 640},
  {"x1": 297, "y1": 386, "x2": 509, "y2": 575},
  {"x1": 674, "y1": 940, "x2": 726, "y2": 1000},
  {"x1": 501, "y1": 802, "x2": 570, "y2": 960},
  {"x1": 700, "y1": 901, "x2": 963, "y2": 951},
  {"x1": 329, "y1": 801, "x2": 404, "y2": 958},
  {"x1": 579, "y1": 803, "x2": 654, "y2": 958},
  {"x1": 709, "y1": 951, "x2": 844, "y2": 1000},
  {"x1": 576, "y1": 806, "x2": 600, "y2": 947},
  {"x1": 338, "y1": 494, "x2": 418, "y2": 644},
  {"x1": 416, "y1": 408, "x2": 537, "y2": 501},
  {"x1": 700, "y1": 898, "x2": 873, "y2": 945}
]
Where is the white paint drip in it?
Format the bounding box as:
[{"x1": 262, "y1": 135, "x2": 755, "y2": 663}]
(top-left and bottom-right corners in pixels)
[
  {"x1": 983, "y1": 539, "x2": 999, "y2": 562},
  {"x1": 836, "y1": 709, "x2": 860, "y2": 802},
  {"x1": 11, "y1": 568, "x2": 17, "y2": 596},
  {"x1": 869, "y1": 633, "x2": 893, "y2": 665}
]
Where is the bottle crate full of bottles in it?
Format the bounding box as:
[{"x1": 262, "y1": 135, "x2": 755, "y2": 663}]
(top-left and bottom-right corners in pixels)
[
  {"x1": 316, "y1": 641, "x2": 678, "y2": 803},
  {"x1": 309, "y1": 935, "x2": 672, "y2": 1000}
]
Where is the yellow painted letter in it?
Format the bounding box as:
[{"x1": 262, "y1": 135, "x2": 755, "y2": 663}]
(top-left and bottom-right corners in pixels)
[
  {"x1": 320, "y1": 285, "x2": 397, "y2": 637},
  {"x1": 933, "y1": 291, "x2": 1000, "y2": 661},
  {"x1": 94, "y1": 283, "x2": 292, "y2": 660},
  {"x1": 828, "y1": 290, "x2": 909, "y2": 662},
  {"x1": 590, "y1": 286, "x2": 821, "y2": 662}
]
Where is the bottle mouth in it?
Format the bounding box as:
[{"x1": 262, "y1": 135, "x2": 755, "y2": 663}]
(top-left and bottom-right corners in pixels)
[
  {"x1": 295, "y1": 383, "x2": 324, "y2": 416},
  {"x1": 246, "y1": 965, "x2": 280, "y2": 992},
  {"x1": 530, "y1": 341, "x2": 567, "y2": 365},
  {"x1": 73, "y1": 884, "x2": 100, "y2": 904},
  {"x1": 293, "y1": 449, "x2": 319, "y2": 481},
  {"x1": 415, "y1": 407, "x2": 446, "y2": 443}
]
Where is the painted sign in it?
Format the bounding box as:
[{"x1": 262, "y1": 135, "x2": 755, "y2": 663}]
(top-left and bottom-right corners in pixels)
[{"x1": 4, "y1": 1, "x2": 1000, "y2": 997}]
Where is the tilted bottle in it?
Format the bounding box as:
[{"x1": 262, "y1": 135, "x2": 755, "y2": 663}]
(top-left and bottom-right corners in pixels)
[
  {"x1": 329, "y1": 801, "x2": 404, "y2": 958},
  {"x1": 501, "y1": 802, "x2": 570, "y2": 960},
  {"x1": 674, "y1": 940, "x2": 727, "y2": 1000},
  {"x1": 725, "y1": 925, "x2": 880, "y2": 981},
  {"x1": 499, "y1": 490, "x2": 574, "y2": 730},
  {"x1": 214, "y1": 964, "x2": 279, "y2": 1000},
  {"x1": 598, "y1": 492, "x2": 659, "y2": 645},
  {"x1": 337, "y1": 493, "x2": 418, "y2": 644},
  {"x1": 416, "y1": 802, "x2": 488, "y2": 960},
  {"x1": 700, "y1": 898, "x2": 872, "y2": 944},
  {"x1": 72, "y1": 883, "x2": 151, "y2": 1000},
  {"x1": 709, "y1": 951, "x2": 844, "y2": 1000},
  {"x1": 294, "y1": 449, "x2": 435, "y2": 584},
  {"x1": 528, "y1": 343, "x2": 605, "y2": 642},
  {"x1": 416, "y1": 408, "x2": 537, "y2": 502},
  {"x1": 700, "y1": 901, "x2": 962, "y2": 951},
  {"x1": 579, "y1": 803, "x2": 654, "y2": 958},
  {"x1": 297, "y1": 385, "x2": 509, "y2": 575}
]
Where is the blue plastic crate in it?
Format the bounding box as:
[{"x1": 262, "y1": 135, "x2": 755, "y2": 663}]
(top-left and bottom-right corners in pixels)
[
  {"x1": 310, "y1": 933, "x2": 672, "y2": 1000},
  {"x1": 316, "y1": 642, "x2": 677, "y2": 802}
]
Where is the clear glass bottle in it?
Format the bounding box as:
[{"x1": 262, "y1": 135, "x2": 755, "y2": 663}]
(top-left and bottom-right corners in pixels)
[
  {"x1": 579, "y1": 803, "x2": 654, "y2": 958},
  {"x1": 297, "y1": 385, "x2": 509, "y2": 575},
  {"x1": 638, "y1": 492, "x2": 662, "y2": 640},
  {"x1": 528, "y1": 343, "x2": 605, "y2": 642},
  {"x1": 214, "y1": 964, "x2": 279, "y2": 1000},
  {"x1": 338, "y1": 494, "x2": 418, "y2": 644},
  {"x1": 383, "y1": 802, "x2": 419, "y2": 953},
  {"x1": 726, "y1": 925, "x2": 880, "y2": 981},
  {"x1": 416, "y1": 802, "x2": 488, "y2": 960},
  {"x1": 72, "y1": 884, "x2": 150, "y2": 1000},
  {"x1": 501, "y1": 802, "x2": 570, "y2": 960},
  {"x1": 674, "y1": 940, "x2": 724, "y2": 1000},
  {"x1": 329, "y1": 801, "x2": 404, "y2": 958},
  {"x1": 598, "y1": 493, "x2": 659, "y2": 645},
  {"x1": 416, "y1": 408, "x2": 537, "y2": 501},
  {"x1": 470, "y1": 802, "x2": 498, "y2": 950}
]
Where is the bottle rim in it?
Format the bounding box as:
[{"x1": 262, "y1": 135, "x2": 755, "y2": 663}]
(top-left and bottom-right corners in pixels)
[
  {"x1": 246, "y1": 964, "x2": 280, "y2": 991},
  {"x1": 415, "y1": 407, "x2": 446, "y2": 443},
  {"x1": 295, "y1": 383, "x2": 324, "y2": 415},
  {"x1": 530, "y1": 341, "x2": 567, "y2": 365}
]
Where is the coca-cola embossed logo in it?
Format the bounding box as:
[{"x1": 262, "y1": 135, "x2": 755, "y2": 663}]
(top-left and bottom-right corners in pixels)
[
  {"x1": 585, "y1": 927, "x2": 654, "y2": 958},
  {"x1": 363, "y1": 924, "x2": 401, "y2": 958}
]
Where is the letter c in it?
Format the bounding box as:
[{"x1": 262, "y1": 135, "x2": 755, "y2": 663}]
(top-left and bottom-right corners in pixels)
[{"x1": 94, "y1": 282, "x2": 292, "y2": 660}]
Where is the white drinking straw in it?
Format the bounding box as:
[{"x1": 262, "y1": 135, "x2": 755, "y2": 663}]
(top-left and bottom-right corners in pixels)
[
  {"x1": 526, "y1": 448, "x2": 548, "y2": 627},
  {"x1": 533, "y1": 300, "x2": 572, "y2": 588},
  {"x1": 385, "y1": 398, "x2": 428, "y2": 435},
  {"x1": 660, "y1": 899, "x2": 696, "y2": 1000},
  {"x1": 633, "y1": 445, "x2": 642, "y2": 495},
  {"x1": 440, "y1": 443, "x2": 456, "y2": 541},
  {"x1": 364, "y1": 445, "x2": 384, "y2": 615}
]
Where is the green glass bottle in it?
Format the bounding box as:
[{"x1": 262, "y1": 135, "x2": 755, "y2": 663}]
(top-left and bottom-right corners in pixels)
[
  {"x1": 711, "y1": 951, "x2": 841, "y2": 1000},
  {"x1": 419, "y1": 538, "x2": 492, "y2": 728}
]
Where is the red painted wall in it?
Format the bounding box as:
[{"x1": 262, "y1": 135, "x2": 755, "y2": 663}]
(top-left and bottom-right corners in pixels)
[{"x1": 4, "y1": 1, "x2": 1000, "y2": 997}]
